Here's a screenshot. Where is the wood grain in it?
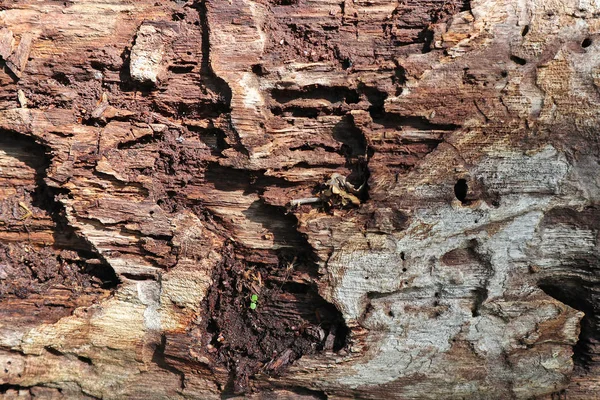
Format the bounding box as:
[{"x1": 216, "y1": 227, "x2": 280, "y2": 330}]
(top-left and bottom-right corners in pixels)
[{"x1": 0, "y1": 0, "x2": 599, "y2": 398}]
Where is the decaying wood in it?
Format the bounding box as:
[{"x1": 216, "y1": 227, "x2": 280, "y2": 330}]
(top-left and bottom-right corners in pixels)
[{"x1": 0, "y1": 0, "x2": 599, "y2": 398}]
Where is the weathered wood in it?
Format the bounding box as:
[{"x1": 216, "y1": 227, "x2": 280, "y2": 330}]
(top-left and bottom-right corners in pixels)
[{"x1": 0, "y1": 0, "x2": 599, "y2": 398}]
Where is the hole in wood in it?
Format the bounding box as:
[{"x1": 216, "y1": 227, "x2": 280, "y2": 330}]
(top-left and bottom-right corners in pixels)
[
  {"x1": 454, "y1": 179, "x2": 468, "y2": 203},
  {"x1": 510, "y1": 55, "x2": 527, "y2": 65},
  {"x1": 582, "y1": 38, "x2": 592, "y2": 48}
]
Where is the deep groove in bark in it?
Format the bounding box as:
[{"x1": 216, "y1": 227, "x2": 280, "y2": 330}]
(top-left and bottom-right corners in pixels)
[
  {"x1": 195, "y1": 0, "x2": 233, "y2": 107},
  {"x1": 539, "y1": 280, "x2": 597, "y2": 369},
  {"x1": 197, "y1": 163, "x2": 349, "y2": 394},
  {"x1": 0, "y1": 130, "x2": 119, "y2": 301}
]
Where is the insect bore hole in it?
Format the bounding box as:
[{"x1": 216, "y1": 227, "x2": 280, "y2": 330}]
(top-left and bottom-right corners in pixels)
[
  {"x1": 582, "y1": 38, "x2": 593, "y2": 48},
  {"x1": 454, "y1": 179, "x2": 468, "y2": 203},
  {"x1": 510, "y1": 55, "x2": 527, "y2": 66}
]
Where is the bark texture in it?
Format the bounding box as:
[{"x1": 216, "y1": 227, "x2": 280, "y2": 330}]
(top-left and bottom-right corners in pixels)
[{"x1": 0, "y1": 0, "x2": 599, "y2": 398}]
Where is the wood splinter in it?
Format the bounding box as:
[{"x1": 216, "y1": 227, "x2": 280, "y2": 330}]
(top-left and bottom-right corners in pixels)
[
  {"x1": 18, "y1": 202, "x2": 33, "y2": 220},
  {"x1": 289, "y1": 173, "x2": 366, "y2": 208},
  {"x1": 289, "y1": 197, "x2": 321, "y2": 207}
]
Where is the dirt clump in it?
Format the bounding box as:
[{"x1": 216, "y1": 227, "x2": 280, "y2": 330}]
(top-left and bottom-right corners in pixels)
[{"x1": 201, "y1": 242, "x2": 347, "y2": 394}]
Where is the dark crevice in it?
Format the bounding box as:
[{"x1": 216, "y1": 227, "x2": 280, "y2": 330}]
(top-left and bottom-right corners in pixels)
[
  {"x1": 150, "y1": 102, "x2": 228, "y2": 123},
  {"x1": 275, "y1": 386, "x2": 329, "y2": 399},
  {"x1": 44, "y1": 347, "x2": 93, "y2": 365},
  {"x1": 188, "y1": 126, "x2": 231, "y2": 154},
  {"x1": 270, "y1": 106, "x2": 339, "y2": 118},
  {"x1": 116, "y1": 134, "x2": 160, "y2": 150},
  {"x1": 168, "y1": 65, "x2": 195, "y2": 74},
  {"x1": 251, "y1": 63, "x2": 269, "y2": 76},
  {"x1": 172, "y1": 11, "x2": 186, "y2": 21},
  {"x1": 357, "y1": 83, "x2": 388, "y2": 120},
  {"x1": 0, "y1": 384, "x2": 25, "y2": 393},
  {"x1": 118, "y1": 46, "x2": 139, "y2": 93},
  {"x1": 454, "y1": 179, "x2": 468, "y2": 203},
  {"x1": 199, "y1": 164, "x2": 349, "y2": 394},
  {"x1": 0, "y1": 130, "x2": 119, "y2": 293},
  {"x1": 289, "y1": 143, "x2": 339, "y2": 153},
  {"x1": 535, "y1": 208, "x2": 600, "y2": 374},
  {"x1": 242, "y1": 200, "x2": 319, "y2": 263},
  {"x1": 289, "y1": 161, "x2": 342, "y2": 170},
  {"x1": 420, "y1": 28, "x2": 435, "y2": 54},
  {"x1": 153, "y1": 335, "x2": 186, "y2": 389},
  {"x1": 373, "y1": 114, "x2": 460, "y2": 131},
  {"x1": 51, "y1": 72, "x2": 71, "y2": 86},
  {"x1": 0, "y1": 384, "x2": 36, "y2": 394},
  {"x1": 510, "y1": 55, "x2": 527, "y2": 65},
  {"x1": 77, "y1": 355, "x2": 93, "y2": 365},
  {"x1": 194, "y1": 0, "x2": 233, "y2": 107},
  {"x1": 538, "y1": 279, "x2": 596, "y2": 369},
  {"x1": 332, "y1": 116, "x2": 371, "y2": 202},
  {"x1": 204, "y1": 164, "x2": 295, "y2": 194},
  {"x1": 392, "y1": 63, "x2": 407, "y2": 95},
  {"x1": 120, "y1": 272, "x2": 157, "y2": 281},
  {"x1": 44, "y1": 346, "x2": 63, "y2": 357},
  {"x1": 270, "y1": 0, "x2": 299, "y2": 5},
  {"x1": 271, "y1": 85, "x2": 359, "y2": 105},
  {"x1": 471, "y1": 287, "x2": 488, "y2": 317}
]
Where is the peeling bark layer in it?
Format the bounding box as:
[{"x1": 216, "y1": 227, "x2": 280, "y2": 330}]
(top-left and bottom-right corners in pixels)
[{"x1": 0, "y1": 0, "x2": 599, "y2": 398}]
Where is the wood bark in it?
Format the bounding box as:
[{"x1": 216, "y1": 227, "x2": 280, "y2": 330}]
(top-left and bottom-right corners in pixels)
[{"x1": 0, "y1": 0, "x2": 599, "y2": 398}]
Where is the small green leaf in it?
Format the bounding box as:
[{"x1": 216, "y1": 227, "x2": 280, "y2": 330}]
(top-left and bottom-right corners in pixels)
[
  {"x1": 251, "y1": 294, "x2": 259, "y2": 302},
  {"x1": 249, "y1": 302, "x2": 257, "y2": 310}
]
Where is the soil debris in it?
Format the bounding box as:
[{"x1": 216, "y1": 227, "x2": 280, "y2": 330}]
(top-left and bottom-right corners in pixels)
[{"x1": 200, "y1": 242, "x2": 347, "y2": 394}]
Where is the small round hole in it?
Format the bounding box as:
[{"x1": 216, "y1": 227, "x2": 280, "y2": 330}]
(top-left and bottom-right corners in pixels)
[
  {"x1": 252, "y1": 64, "x2": 267, "y2": 76},
  {"x1": 454, "y1": 179, "x2": 468, "y2": 203},
  {"x1": 582, "y1": 38, "x2": 592, "y2": 48},
  {"x1": 510, "y1": 55, "x2": 527, "y2": 65}
]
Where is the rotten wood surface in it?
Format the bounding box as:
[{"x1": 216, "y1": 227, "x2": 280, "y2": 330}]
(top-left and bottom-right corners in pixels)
[{"x1": 0, "y1": 0, "x2": 599, "y2": 398}]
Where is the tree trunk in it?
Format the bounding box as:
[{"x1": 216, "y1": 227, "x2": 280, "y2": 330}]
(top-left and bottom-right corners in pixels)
[{"x1": 0, "y1": 0, "x2": 599, "y2": 398}]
